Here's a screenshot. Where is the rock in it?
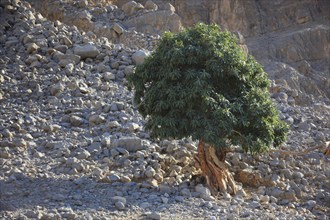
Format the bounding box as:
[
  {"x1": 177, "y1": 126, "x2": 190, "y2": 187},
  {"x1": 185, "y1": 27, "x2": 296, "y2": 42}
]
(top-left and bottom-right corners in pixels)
[
  {"x1": 0, "y1": 150, "x2": 10, "y2": 158},
  {"x1": 132, "y1": 50, "x2": 150, "y2": 65},
  {"x1": 26, "y1": 43, "x2": 39, "y2": 54},
  {"x1": 298, "y1": 121, "x2": 311, "y2": 131},
  {"x1": 128, "y1": 122, "x2": 139, "y2": 131},
  {"x1": 281, "y1": 169, "x2": 292, "y2": 179},
  {"x1": 110, "y1": 148, "x2": 120, "y2": 157},
  {"x1": 161, "y1": 196, "x2": 169, "y2": 204},
  {"x1": 89, "y1": 114, "x2": 105, "y2": 125},
  {"x1": 267, "y1": 187, "x2": 283, "y2": 198},
  {"x1": 121, "y1": 1, "x2": 144, "y2": 16},
  {"x1": 74, "y1": 43, "x2": 99, "y2": 59},
  {"x1": 111, "y1": 137, "x2": 144, "y2": 152},
  {"x1": 103, "y1": 72, "x2": 116, "y2": 81},
  {"x1": 260, "y1": 195, "x2": 270, "y2": 204},
  {"x1": 116, "y1": 147, "x2": 129, "y2": 155},
  {"x1": 113, "y1": 23, "x2": 125, "y2": 35},
  {"x1": 164, "y1": 3, "x2": 176, "y2": 12},
  {"x1": 124, "y1": 65, "x2": 135, "y2": 75},
  {"x1": 195, "y1": 184, "x2": 214, "y2": 200},
  {"x1": 70, "y1": 115, "x2": 85, "y2": 127},
  {"x1": 53, "y1": 52, "x2": 80, "y2": 65},
  {"x1": 77, "y1": 0, "x2": 88, "y2": 8},
  {"x1": 282, "y1": 190, "x2": 297, "y2": 202},
  {"x1": 145, "y1": 0, "x2": 158, "y2": 11},
  {"x1": 180, "y1": 188, "x2": 191, "y2": 197},
  {"x1": 249, "y1": 201, "x2": 261, "y2": 209},
  {"x1": 76, "y1": 150, "x2": 90, "y2": 159},
  {"x1": 235, "y1": 168, "x2": 265, "y2": 187},
  {"x1": 306, "y1": 200, "x2": 316, "y2": 209},
  {"x1": 13, "y1": 138, "x2": 27, "y2": 149},
  {"x1": 50, "y1": 83, "x2": 64, "y2": 96},
  {"x1": 115, "y1": 201, "x2": 125, "y2": 210},
  {"x1": 146, "y1": 212, "x2": 161, "y2": 220},
  {"x1": 108, "y1": 174, "x2": 121, "y2": 182},
  {"x1": 292, "y1": 171, "x2": 304, "y2": 179},
  {"x1": 140, "y1": 202, "x2": 151, "y2": 209},
  {"x1": 55, "y1": 45, "x2": 68, "y2": 53},
  {"x1": 107, "y1": 121, "x2": 121, "y2": 129},
  {"x1": 145, "y1": 166, "x2": 156, "y2": 178}
]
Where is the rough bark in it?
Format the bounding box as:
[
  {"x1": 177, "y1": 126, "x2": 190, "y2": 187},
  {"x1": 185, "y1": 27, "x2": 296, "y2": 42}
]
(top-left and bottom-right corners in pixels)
[{"x1": 197, "y1": 139, "x2": 237, "y2": 195}]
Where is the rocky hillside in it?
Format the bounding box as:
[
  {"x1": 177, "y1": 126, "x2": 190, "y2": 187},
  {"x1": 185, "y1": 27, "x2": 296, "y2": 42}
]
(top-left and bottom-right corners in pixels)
[{"x1": 0, "y1": 0, "x2": 329, "y2": 219}]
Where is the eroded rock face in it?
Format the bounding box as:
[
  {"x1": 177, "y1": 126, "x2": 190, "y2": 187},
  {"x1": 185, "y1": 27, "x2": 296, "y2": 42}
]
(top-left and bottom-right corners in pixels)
[
  {"x1": 168, "y1": 0, "x2": 330, "y2": 104},
  {"x1": 123, "y1": 9, "x2": 182, "y2": 34},
  {"x1": 170, "y1": 0, "x2": 330, "y2": 36}
]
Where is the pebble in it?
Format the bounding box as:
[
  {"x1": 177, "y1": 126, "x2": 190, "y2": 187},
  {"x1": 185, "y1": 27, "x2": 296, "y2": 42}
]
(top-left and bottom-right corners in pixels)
[
  {"x1": 76, "y1": 150, "x2": 91, "y2": 159},
  {"x1": 70, "y1": 115, "x2": 85, "y2": 127},
  {"x1": 115, "y1": 201, "x2": 125, "y2": 210}
]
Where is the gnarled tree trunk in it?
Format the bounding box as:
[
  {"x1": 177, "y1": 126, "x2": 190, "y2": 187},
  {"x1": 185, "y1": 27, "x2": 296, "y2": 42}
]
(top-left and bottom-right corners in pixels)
[{"x1": 196, "y1": 139, "x2": 237, "y2": 196}]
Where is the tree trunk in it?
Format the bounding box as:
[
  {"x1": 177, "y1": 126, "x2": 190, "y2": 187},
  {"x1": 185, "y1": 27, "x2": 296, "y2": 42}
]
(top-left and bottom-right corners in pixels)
[{"x1": 197, "y1": 139, "x2": 237, "y2": 196}]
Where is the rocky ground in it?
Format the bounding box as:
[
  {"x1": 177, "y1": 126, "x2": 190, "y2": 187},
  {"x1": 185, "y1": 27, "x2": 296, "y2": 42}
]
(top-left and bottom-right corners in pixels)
[{"x1": 0, "y1": 0, "x2": 329, "y2": 219}]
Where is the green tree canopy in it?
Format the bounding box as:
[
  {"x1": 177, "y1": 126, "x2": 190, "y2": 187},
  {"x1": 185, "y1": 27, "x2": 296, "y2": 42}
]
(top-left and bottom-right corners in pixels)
[{"x1": 129, "y1": 23, "x2": 288, "y2": 154}]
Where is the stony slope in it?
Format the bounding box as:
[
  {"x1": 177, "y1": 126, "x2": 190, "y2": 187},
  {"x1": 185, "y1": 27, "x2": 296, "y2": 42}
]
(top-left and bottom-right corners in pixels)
[{"x1": 0, "y1": 0, "x2": 329, "y2": 219}]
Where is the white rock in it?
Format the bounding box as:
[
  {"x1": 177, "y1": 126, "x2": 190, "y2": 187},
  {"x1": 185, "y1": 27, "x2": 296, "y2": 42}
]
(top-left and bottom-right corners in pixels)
[
  {"x1": 128, "y1": 122, "x2": 140, "y2": 131},
  {"x1": 260, "y1": 195, "x2": 270, "y2": 204},
  {"x1": 164, "y1": 3, "x2": 175, "y2": 12},
  {"x1": 74, "y1": 43, "x2": 100, "y2": 59},
  {"x1": 132, "y1": 50, "x2": 150, "y2": 65},
  {"x1": 50, "y1": 83, "x2": 64, "y2": 96},
  {"x1": 145, "y1": 166, "x2": 156, "y2": 178}
]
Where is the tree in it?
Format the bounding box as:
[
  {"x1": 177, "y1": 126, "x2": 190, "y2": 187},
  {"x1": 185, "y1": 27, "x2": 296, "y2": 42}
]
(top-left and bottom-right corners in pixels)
[{"x1": 128, "y1": 23, "x2": 289, "y2": 195}]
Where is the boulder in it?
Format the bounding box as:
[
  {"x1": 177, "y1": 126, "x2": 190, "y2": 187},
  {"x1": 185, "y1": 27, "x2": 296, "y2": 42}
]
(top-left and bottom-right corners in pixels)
[
  {"x1": 145, "y1": 0, "x2": 158, "y2": 11},
  {"x1": 121, "y1": 1, "x2": 144, "y2": 16},
  {"x1": 132, "y1": 50, "x2": 150, "y2": 65},
  {"x1": 74, "y1": 43, "x2": 99, "y2": 59},
  {"x1": 111, "y1": 137, "x2": 144, "y2": 152}
]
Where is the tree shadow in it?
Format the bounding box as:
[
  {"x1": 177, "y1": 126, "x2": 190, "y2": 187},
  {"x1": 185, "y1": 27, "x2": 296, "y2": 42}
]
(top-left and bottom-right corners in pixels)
[{"x1": 0, "y1": 175, "x2": 155, "y2": 212}]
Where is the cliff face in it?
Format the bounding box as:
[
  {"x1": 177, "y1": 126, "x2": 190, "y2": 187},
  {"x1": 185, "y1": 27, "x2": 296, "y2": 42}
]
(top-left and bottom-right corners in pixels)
[
  {"x1": 172, "y1": 0, "x2": 329, "y2": 36},
  {"x1": 169, "y1": 0, "x2": 330, "y2": 104}
]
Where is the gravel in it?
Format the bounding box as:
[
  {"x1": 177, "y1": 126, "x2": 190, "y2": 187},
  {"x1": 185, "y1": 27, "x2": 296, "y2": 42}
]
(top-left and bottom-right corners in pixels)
[{"x1": 0, "y1": 0, "x2": 329, "y2": 219}]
